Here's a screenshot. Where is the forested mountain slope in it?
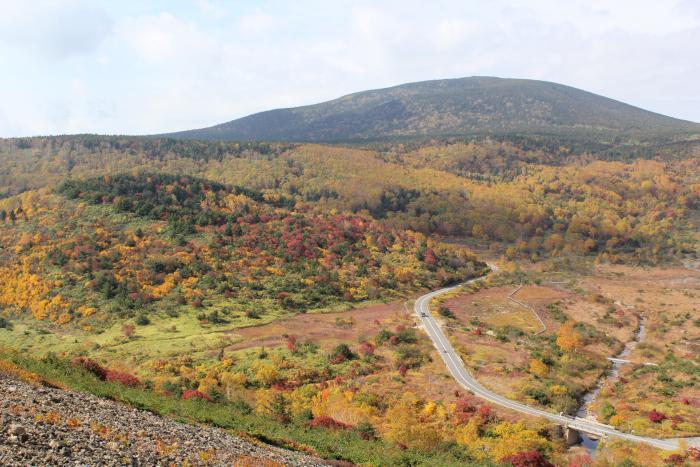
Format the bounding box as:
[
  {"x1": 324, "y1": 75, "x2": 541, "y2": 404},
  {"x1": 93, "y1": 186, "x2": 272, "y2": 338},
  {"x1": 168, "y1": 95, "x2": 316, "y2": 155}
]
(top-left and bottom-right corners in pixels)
[
  {"x1": 165, "y1": 77, "x2": 700, "y2": 142},
  {"x1": 0, "y1": 173, "x2": 482, "y2": 328},
  {"x1": 0, "y1": 137, "x2": 700, "y2": 262},
  {"x1": 1, "y1": 136, "x2": 697, "y2": 265}
]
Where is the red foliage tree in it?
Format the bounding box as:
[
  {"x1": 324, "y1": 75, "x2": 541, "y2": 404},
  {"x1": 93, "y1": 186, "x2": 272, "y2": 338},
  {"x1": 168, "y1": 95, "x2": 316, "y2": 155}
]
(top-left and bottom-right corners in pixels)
[
  {"x1": 71, "y1": 357, "x2": 140, "y2": 387},
  {"x1": 271, "y1": 380, "x2": 297, "y2": 391},
  {"x1": 477, "y1": 403, "x2": 494, "y2": 422},
  {"x1": 423, "y1": 248, "x2": 437, "y2": 265},
  {"x1": 648, "y1": 409, "x2": 667, "y2": 423},
  {"x1": 182, "y1": 390, "x2": 211, "y2": 402},
  {"x1": 501, "y1": 450, "x2": 554, "y2": 467},
  {"x1": 105, "y1": 370, "x2": 141, "y2": 387},
  {"x1": 454, "y1": 397, "x2": 477, "y2": 424},
  {"x1": 308, "y1": 416, "x2": 352, "y2": 430},
  {"x1": 286, "y1": 335, "x2": 297, "y2": 352},
  {"x1": 663, "y1": 454, "x2": 685, "y2": 465},
  {"x1": 568, "y1": 452, "x2": 593, "y2": 467},
  {"x1": 688, "y1": 447, "x2": 700, "y2": 461},
  {"x1": 331, "y1": 354, "x2": 346, "y2": 364},
  {"x1": 358, "y1": 341, "x2": 375, "y2": 357},
  {"x1": 71, "y1": 357, "x2": 107, "y2": 380}
]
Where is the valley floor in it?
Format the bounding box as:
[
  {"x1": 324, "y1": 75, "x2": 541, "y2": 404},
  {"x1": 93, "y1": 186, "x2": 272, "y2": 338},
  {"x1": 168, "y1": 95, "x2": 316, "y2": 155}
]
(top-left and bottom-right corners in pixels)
[{"x1": 441, "y1": 261, "x2": 700, "y2": 438}]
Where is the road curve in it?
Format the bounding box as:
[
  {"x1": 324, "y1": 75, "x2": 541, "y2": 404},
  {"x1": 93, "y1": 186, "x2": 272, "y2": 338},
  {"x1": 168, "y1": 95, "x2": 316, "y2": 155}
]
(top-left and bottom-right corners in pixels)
[{"x1": 414, "y1": 265, "x2": 682, "y2": 451}]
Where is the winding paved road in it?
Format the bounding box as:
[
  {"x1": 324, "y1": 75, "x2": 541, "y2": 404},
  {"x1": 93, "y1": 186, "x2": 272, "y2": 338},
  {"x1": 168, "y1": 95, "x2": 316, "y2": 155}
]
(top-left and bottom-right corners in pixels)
[{"x1": 414, "y1": 265, "x2": 691, "y2": 451}]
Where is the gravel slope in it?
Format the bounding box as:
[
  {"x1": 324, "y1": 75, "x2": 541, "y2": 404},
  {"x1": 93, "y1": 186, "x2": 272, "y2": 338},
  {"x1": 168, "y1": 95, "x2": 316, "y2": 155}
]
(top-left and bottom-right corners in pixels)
[{"x1": 0, "y1": 373, "x2": 329, "y2": 466}]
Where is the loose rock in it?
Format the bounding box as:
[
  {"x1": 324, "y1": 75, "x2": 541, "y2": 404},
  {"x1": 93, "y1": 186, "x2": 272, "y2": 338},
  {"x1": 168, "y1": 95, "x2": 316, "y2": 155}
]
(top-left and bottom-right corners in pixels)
[{"x1": 0, "y1": 372, "x2": 328, "y2": 466}]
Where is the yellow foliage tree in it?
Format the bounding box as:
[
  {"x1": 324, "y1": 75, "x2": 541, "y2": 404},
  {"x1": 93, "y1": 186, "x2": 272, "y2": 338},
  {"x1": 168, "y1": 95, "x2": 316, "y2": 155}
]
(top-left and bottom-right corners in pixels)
[
  {"x1": 254, "y1": 389, "x2": 276, "y2": 417},
  {"x1": 380, "y1": 394, "x2": 446, "y2": 452},
  {"x1": 556, "y1": 321, "x2": 582, "y2": 353},
  {"x1": 220, "y1": 371, "x2": 246, "y2": 400},
  {"x1": 197, "y1": 375, "x2": 220, "y2": 397},
  {"x1": 549, "y1": 385, "x2": 568, "y2": 396},
  {"x1": 78, "y1": 306, "x2": 97, "y2": 318},
  {"x1": 252, "y1": 362, "x2": 279, "y2": 387},
  {"x1": 529, "y1": 359, "x2": 548, "y2": 378},
  {"x1": 609, "y1": 414, "x2": 624, "y2": 427},
  {"x1": 310, "y1": 386, "x2": 375, "y2": 425},
  {"x1": 254, "y1": 389, "x2": 289, "y2": 423},
  {"x1": 288, "y1": 385, "x2": 317, "y2": 419},
  {"x1": 56, "y1": 311, "x2": 71, "y2": 325},
  {"x1": 455, "y1": 417, "x2": 489, "y2": 460},
  {"x1": 489, "y1": 421, "x2": 552, "y2": 462}
]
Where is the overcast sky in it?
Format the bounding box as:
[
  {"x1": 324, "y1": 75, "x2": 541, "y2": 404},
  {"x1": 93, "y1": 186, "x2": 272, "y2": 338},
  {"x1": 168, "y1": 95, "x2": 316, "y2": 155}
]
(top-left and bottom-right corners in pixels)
[{"x1": 1, "y1": 0, "x2": 699, "y2": 137}]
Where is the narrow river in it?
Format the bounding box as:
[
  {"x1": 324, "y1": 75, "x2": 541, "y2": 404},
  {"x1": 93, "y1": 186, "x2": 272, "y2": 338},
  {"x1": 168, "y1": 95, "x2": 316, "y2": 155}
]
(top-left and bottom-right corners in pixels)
[{"x1": 575, "y1": 315, "x2": 647, "y2": 451}]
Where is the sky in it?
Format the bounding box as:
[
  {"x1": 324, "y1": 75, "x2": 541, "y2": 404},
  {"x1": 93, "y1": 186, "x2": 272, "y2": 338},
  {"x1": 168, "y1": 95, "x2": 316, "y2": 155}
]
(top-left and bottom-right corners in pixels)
[{"x1": 1, "y1": 0, "x2": 699, "y2": 137}]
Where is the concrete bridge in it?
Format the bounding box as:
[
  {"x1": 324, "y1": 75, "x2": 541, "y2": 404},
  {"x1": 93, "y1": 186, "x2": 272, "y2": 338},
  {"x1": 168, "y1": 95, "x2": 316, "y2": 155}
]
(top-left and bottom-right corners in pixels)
[
  {"x1": 560, "y1": 415, "x2": 614, "y2": 445},
  {"x1": 607, "y1": 357, "x2": 658, "y2": 366}
]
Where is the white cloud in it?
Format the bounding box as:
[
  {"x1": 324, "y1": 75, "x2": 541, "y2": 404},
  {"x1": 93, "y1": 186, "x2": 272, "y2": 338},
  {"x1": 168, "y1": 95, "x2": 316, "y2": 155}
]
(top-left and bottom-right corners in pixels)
[
  {"x1": 196, "y1": 0, "x2": 227, "y2": 19},
  {"x1": 237, "y1": 10, "x2": 279, "y2": 36},
  {"x1": 117, "y1": 13, "x2": 218, "y2": 65},
  {"x1": 0, "y1": 0, "x2": 698, "y2": 136},
  {"x1": 0, "y1": 0, "x2": 112, "y2": 58},
  {"x1": 431, "y1": 19, "x2": 476, "y2": 50}
]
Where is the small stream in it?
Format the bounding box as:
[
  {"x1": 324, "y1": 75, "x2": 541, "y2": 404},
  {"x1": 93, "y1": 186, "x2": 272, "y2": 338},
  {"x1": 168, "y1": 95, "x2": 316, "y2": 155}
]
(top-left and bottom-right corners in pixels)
[{"x1": 574, "y1": 316, "x2": 647, "y2": 451}]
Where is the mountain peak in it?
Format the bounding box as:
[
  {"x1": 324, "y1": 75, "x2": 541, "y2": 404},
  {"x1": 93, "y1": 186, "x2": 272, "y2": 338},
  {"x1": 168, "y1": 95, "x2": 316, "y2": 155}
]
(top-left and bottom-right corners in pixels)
[{"x1": 164, "y1": 77, "x2": 700, "y2": 142}]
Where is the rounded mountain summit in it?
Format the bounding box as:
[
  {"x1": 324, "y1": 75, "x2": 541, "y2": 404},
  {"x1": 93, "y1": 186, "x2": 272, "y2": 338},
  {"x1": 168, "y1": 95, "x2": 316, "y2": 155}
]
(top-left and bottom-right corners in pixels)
[{"x1": 164, "y1": 76, "x2": 700, "y2": 142}]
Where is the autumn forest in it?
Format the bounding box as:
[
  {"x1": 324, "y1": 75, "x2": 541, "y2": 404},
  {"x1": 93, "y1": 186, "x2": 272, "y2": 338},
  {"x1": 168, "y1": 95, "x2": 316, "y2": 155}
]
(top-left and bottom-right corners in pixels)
[{"x1": 0, "y1": 131, "x2": 699, "y2": 466}]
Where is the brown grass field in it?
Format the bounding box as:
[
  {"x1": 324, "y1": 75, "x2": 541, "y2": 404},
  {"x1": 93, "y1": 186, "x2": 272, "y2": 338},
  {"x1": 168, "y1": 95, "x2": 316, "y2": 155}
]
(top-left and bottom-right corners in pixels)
[
  {"x1": 580, "y1": 264, "x2": 700, "y2": 437},
  {"x1": 225, "y1": 301, "x2": 408, "y2": 351}
]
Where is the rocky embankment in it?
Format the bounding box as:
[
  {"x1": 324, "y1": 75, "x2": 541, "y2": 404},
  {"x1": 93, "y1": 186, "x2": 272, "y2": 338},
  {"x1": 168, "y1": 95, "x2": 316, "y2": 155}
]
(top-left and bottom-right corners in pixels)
[{"x1": 0, "y1": 372, "x2": 328, "y2": 466}]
